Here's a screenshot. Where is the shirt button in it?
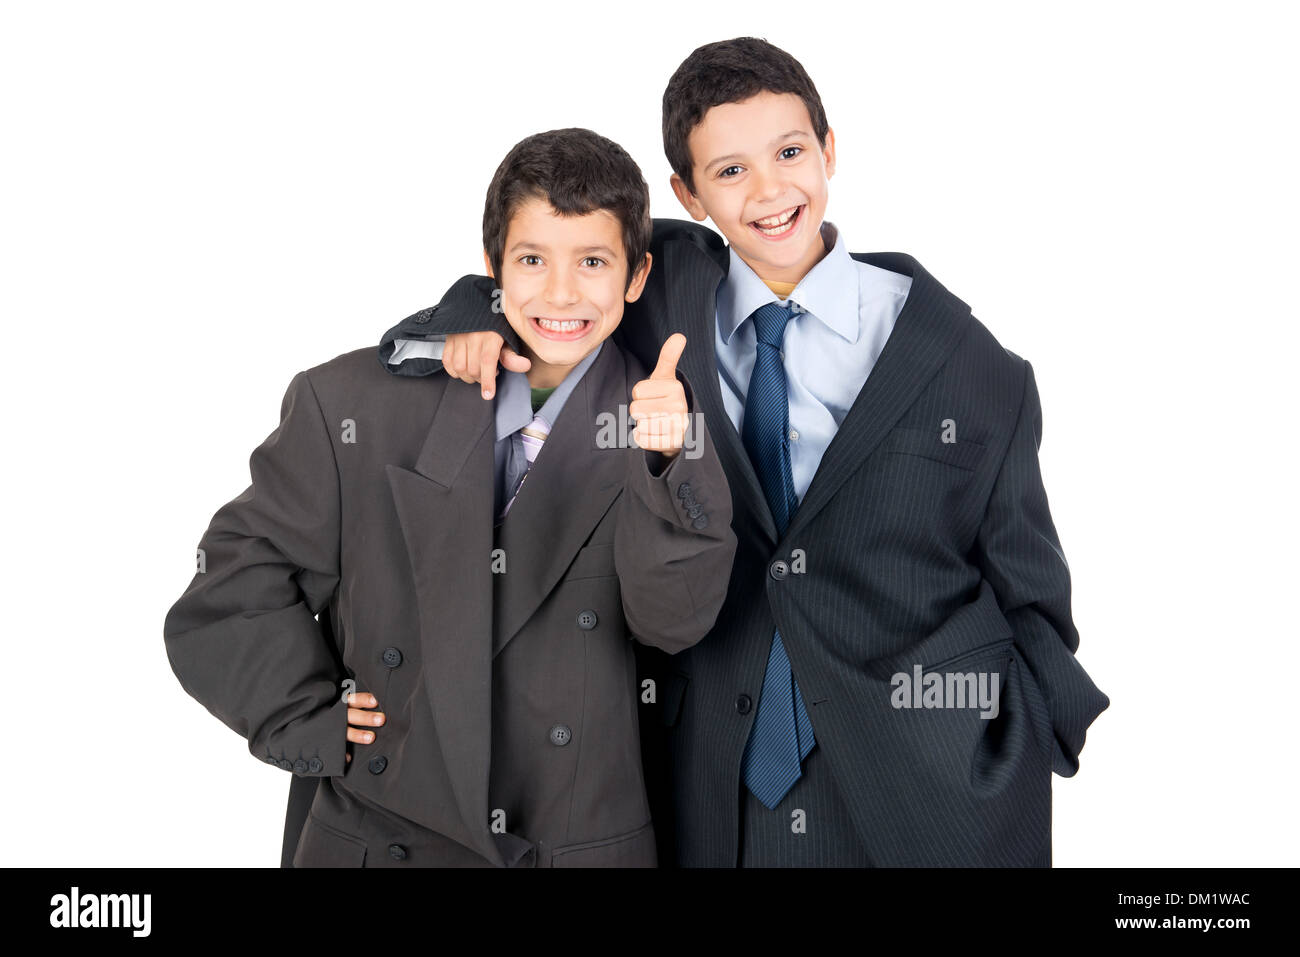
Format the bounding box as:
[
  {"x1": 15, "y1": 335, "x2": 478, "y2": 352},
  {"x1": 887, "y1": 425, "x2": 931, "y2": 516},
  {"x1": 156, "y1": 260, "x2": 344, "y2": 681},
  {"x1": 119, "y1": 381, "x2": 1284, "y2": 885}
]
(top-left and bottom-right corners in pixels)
[
  {"x1": 736, "y1": 694, "x2": 753, "y2": 715},
  {"x1": 770, "y1": 560, "x2": 790, "y2": 580},
  {"x1": 549, "y1": 724, "x2": 572, "y2": 746},
  {"x1": 789, "y1": 428, "x2": 799, "y2": 441},
  {"x1": 382, "y1": 646, "x2": 403, "y2": 667},
  {"x1": 576, "y1": 609, "x2": 598, "y2": 630}
]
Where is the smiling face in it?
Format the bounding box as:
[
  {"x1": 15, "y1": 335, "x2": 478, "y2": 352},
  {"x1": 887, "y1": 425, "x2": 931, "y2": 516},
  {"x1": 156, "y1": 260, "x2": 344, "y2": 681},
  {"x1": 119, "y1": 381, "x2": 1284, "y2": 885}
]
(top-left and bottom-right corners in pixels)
[
  {"x1": 670, "y1": 91, "x2": 836, "y2": 285},
  {"x1": 487, "y1": 195, "x2": 651, "y2": 389}
]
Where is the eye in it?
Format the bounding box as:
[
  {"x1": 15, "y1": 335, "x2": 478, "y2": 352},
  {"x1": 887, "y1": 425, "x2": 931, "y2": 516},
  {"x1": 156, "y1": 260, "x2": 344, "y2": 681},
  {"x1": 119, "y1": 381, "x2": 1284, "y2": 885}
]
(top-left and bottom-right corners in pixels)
[
  {"x1": 718, "y1": 165, "x2": 743, "y2": 178},
  {"x1": 518, "y1": 254, "x2": 542, "y2": 266},
  {"x1": 581, "y1": 256, "x2": 606, "y2": 268},
  {"x1": 779, "y1": 145, "x2": 803, "y2": 160}
]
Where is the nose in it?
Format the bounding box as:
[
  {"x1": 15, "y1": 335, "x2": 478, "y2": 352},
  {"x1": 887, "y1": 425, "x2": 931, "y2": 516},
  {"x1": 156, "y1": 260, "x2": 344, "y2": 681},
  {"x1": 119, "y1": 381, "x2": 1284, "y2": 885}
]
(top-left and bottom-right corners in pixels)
[
  {"x1": 544, "y1": 266, "x2": 580, "y2": 307},
  {"x1": 750, "y1": 162, "x2": 784, "y2": 205}
]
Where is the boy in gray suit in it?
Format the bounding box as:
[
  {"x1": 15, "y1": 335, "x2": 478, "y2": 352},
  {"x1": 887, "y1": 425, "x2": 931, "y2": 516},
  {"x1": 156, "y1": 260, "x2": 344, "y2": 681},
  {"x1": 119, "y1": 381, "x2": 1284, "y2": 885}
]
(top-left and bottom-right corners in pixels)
[{"x1": 164, "y1": 128, "x2": 737, "y2": 866}]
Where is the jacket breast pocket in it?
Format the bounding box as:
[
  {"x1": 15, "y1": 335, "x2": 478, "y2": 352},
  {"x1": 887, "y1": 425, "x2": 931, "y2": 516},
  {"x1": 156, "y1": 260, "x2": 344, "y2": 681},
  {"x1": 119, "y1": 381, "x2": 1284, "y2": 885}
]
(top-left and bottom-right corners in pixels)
[{"x1": 880, "y1": 427, "x2": 986, "y2": 472}]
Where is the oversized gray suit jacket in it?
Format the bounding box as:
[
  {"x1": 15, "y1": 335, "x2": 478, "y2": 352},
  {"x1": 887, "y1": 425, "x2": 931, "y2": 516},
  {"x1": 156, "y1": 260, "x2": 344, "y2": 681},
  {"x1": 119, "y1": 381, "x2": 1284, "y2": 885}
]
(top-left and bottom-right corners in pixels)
[{"x1": 163, "y1": 312, "x2": 737, "y2": 867}]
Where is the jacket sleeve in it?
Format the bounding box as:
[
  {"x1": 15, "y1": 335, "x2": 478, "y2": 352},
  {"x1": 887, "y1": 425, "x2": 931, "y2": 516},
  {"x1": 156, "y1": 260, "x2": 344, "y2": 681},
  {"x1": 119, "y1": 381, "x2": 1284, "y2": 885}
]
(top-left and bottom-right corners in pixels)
[
  {"x1": 973, "y1": 360, "x2": 1109, "y2": 776},
  {"x1": 377, "y1": 275, "x2": 520, "y2": 377},
  {"x1": 163, "y1": 369, "x2": 350, "y2": 777},
  {"x1": 614, "y1": 373, "x2": 738, "y2": 654}
]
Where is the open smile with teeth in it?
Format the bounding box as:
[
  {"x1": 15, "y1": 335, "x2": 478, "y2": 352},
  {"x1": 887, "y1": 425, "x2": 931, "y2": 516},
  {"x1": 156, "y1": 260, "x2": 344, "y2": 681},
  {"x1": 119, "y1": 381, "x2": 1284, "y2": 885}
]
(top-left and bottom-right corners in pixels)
[
  {"x1": 531, "y1": 316, "x2": 594, "y2": 340},
  {"x1": 749, "y1": 204, "x2": 804, "y2": 237}
]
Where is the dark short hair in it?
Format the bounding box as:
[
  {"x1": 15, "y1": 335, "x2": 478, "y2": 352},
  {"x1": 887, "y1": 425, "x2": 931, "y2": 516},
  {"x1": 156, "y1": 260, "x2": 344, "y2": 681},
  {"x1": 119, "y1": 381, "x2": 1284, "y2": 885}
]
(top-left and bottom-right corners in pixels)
[
  {"x1": 482, "y1": 128, "x2": 651, "y2": 291},
  {"x1": 662, "y1": 37, "x2": 830, "y2": 195}
]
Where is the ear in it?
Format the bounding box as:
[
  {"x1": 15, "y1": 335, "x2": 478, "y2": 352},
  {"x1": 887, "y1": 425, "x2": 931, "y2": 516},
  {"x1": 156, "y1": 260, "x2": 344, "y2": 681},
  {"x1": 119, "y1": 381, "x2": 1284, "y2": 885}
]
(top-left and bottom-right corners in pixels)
[
  {"x1": 822, "y1": 127, "x2": 837, "y2": 180},
  {"x1": 624, "y1": 252, "x2": 652, "y2": 303},
  {"x1": 670, "y1": 173, "x2": 708, "y2": 222},
  {"x1": 482, "y1": 248, "x2": 495, "y2": 279}
]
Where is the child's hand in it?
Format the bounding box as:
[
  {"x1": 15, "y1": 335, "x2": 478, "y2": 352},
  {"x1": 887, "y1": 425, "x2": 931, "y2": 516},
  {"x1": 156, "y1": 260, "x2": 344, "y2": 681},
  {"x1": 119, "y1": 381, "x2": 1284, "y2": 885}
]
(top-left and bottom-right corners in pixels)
[
  {"x1": 343, "y1": 692, "x2": 385, "y2": 764},
  {"x1": 441, "y1": 331, "x2": 531, "y2": 400},
  {"x1": 629, "y1": 334, "x2": 690, "y2": 459}
]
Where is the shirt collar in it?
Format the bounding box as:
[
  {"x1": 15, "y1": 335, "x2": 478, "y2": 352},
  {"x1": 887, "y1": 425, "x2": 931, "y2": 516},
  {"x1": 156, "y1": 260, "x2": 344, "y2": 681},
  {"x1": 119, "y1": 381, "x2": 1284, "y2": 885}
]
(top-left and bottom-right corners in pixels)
[
  {"x1": 494, "y1": 340, "x2": 603, "y2": 442},
  {"x1": 717, "y1": 220, "x2": 860, "y2": 344}
]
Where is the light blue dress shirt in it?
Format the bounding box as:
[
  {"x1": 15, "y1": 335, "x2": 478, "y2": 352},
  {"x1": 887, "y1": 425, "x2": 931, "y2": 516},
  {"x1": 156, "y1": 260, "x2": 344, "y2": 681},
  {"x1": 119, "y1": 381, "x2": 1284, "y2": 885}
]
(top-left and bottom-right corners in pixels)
[
  {"x1": 492, "y1": 342, "x2": 603, "y2": 521},
  {"x1": 715, "y1": 221, "x2": 912, "y2": 502}
]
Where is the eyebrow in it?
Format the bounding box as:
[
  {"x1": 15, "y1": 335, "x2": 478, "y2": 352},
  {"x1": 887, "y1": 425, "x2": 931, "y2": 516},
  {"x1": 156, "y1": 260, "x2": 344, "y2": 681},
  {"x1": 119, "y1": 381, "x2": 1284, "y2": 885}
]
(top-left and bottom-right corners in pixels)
[{"x1": 704, "y1": 129, "x2": 810, "y2": 173}]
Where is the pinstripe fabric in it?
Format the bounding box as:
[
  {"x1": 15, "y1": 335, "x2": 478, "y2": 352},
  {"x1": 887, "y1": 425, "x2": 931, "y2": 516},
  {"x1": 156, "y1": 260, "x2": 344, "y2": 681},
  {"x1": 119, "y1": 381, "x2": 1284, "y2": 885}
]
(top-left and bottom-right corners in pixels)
[
  {"x1": 373, "y1": 218, "x2": 1109, "y2": 867},
  {"x1": 739, "y1": 737, "x2": 873, "y2": 866},
  {"x1": 738, "y1": 302, "x2": 816, "y2": 808}
]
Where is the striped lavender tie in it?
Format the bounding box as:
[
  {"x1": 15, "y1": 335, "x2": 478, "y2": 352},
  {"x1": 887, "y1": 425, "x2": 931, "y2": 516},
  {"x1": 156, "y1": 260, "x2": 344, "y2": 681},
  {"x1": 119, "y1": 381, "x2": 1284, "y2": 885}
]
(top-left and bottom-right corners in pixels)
[{"x1": 502, "y1": 413, "x2": 550, "y2": 516}]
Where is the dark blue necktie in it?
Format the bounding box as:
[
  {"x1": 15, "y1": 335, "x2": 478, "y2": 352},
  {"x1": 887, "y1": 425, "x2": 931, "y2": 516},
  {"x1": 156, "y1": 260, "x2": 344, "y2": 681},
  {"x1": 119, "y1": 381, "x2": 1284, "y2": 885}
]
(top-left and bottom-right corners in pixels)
[{"x1": 739, "y1": 301, "x2": 816, "y2": 810}]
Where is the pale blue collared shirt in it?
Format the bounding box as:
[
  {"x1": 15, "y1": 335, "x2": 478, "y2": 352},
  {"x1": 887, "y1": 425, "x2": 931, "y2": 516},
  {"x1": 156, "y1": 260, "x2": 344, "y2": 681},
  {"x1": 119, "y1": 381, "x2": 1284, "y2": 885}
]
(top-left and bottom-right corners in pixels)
[
  {"x1": 493, "y1": 342, "x2": 603, "y2": 521},
  {"x1": 715, "y1": 221, "x2": 912, "y2": 502}
]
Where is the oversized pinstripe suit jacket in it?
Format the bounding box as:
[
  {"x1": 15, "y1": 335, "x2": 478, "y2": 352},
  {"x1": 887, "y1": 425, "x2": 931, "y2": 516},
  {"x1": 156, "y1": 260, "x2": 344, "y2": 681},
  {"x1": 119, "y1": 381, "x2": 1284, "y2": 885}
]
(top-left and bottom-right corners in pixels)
[
  {"x1": 165, "y1": 319, "x2": 737, "y2": 867},
  {"x1": 310, "y1": 219, "x2": 1108, "y2": 867}
]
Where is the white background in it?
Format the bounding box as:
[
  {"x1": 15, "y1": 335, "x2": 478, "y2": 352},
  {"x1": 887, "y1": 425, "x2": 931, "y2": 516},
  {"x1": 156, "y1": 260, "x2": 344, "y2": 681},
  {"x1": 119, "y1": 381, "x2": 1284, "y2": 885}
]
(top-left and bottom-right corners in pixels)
[{"x1": 2, "y1": 0, "x2": 1295, "y2": 867}]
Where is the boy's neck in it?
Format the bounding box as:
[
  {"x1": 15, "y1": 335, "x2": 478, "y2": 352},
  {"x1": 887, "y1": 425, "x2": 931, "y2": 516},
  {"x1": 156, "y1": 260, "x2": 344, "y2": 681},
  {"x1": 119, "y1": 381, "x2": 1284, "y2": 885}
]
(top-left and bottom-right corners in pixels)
[
  {"x1": 761, "y1": 277, "x2": 798, "y2": 300},
  {"x1": 522, "y1": 347, "x2": 582, "y2": 390}
]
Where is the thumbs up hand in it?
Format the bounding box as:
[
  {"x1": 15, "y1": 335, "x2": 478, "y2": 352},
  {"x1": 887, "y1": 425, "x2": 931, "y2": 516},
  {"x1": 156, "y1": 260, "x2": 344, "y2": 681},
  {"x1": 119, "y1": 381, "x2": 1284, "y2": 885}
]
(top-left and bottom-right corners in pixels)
[{"x1": 629, "y1": 333, "x2": 690, "y2": 459}]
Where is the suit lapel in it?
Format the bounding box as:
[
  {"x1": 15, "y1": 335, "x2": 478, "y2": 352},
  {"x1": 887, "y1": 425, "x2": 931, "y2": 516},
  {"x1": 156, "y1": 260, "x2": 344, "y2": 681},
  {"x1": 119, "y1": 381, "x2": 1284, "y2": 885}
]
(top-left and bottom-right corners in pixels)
[
  {"x1": 659, "y1": 237, "x2": 971, "y2": 549},
  {"x1": 782, "y1": 253, "x2": 971, "y2": 542},
  {"x1": 384, "y1": 379, "x2": 503, "y2": 866},
  {"x1": 491, "y1": 340, "x2": 629, "y2": 655}
]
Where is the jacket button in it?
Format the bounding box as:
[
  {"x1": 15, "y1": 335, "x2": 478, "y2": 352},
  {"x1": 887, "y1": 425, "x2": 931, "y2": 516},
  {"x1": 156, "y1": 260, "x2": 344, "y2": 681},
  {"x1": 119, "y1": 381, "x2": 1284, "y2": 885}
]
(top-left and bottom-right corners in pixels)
[
  {"x1": 382, "y1": 646, "x2": 403, "y2": 667},
  {"x1": 277, "y1": 758, "x2": 292, "y2": 771},
  {"x1": 736, "y1": 694, "x2": 753, "y2": 715},
  {"x1": 576, "y1": 609, "x2": 598, "y2": 630},
  {"x1": 676, "y1": 482, "x2": 692, "y2": 499},
  {"x1": 770, "y1": 560, "x2": 790, "y2": 580},
  {"x1": 368, "y1": 755, "x2": 388, "y2": 774},
  {"x1": 686, "y1": 504, "x2": 703, "y2": 518},
  {"x1": 292, "y1": 758, "x2": 308, "y2": 774},
  {"x1": 265, "y1": 756, "x2": 278, "y2": 765},
  {"x1": 308, "y1": 757, "x2": 323, "y2": 773},
  {"x1": 549, "y1": 724, "x2": 572, "y2": 746},
  {"x1": 389, "y1": 843, "x2": 407, "y2": 860},
  {"x1": 692, "y1": 515, "x2": 709, "y2": 530}
]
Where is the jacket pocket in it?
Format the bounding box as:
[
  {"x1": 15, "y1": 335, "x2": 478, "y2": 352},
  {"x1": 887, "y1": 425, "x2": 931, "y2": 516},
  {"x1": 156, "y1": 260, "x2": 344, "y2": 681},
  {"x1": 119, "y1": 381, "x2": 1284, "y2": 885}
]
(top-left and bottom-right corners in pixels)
[
  {"x1": 922, "y1": 637, "x2": 1014, "y2": 673},
  {"x1": 292, "y1": 811, "x2": 368, "y2": 867},
  {"x1": 881, "y1": 426, "x2": 986, "y2": 472},
  {"x1": 550, "y1": 820, "x2": 656, "y2": 867}
]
